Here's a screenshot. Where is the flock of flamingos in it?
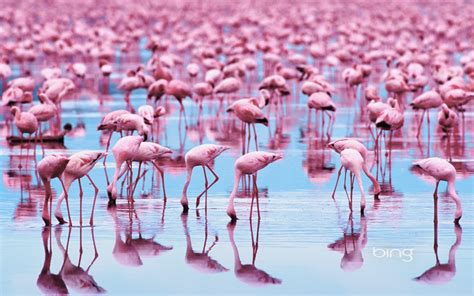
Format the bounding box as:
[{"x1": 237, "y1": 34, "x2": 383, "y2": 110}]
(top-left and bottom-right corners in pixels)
[{"x1": 1, "y1": 1, "x2": 473, "y2": 237}]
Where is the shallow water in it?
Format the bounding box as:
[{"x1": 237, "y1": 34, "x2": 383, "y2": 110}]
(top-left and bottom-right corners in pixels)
[{"x1": 1, "y1": 61, "x2": 474, "y2": 295}]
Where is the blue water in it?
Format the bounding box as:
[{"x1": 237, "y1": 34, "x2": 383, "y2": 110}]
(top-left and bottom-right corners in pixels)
[{"x1": 0, "y1": 62, "x2": 473, "y2": 295}]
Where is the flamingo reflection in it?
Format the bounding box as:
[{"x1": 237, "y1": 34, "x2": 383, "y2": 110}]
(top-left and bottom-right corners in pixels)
[
  {"x1": 414, "y1": 221, "x2": 462, "y2": 284},
  {"x1": 328, "y1": 212, "x2": 367, "y2": 272},
  {"x1": 227, "y1": 221, "x2": 282, "y2": 285},
  {"x1": 55, "y1": 227, "x2": 105, "y2": 293},
  {"x1": 36, "y1": 228, "x2": 68, "y2": 295},
  {"x1": 181, "y1": 212, "x2": 228, "y2": 273}
]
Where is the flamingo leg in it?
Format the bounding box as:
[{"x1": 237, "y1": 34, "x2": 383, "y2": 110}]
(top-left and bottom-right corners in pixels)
[
  {"x1": 331, "y1": 165, "x2": 343, "y2": 199},
  {"x1": 103, "y1": 132, "x2": 113, "y2": 166},
  {"x1": 252, "y1": 123, "x2": 258, "y2": 151},
  {"x1": 86, "y1": 174, "x2": 99, "y2": 226},
  {"x1": 433, "y1": 181, "x2": 439, "y2": 224},
  {"x1": 151, "y1": 161, "x2": 167, "y2": 201},
  {"x1": 78, "y1": 178, "x2": 83, "y2": 226},
  {"x1": 59, "y1": 178, "x2": 72, "y2": 226},
  {"x1": 196, "y1": 165, "x2": 209, "y2": 208},
  {"x1": 416, "y1": 110, "x2": 425, "y2": 138},
  {"x1": 253, "y1": 174, "x2": 261, "y2": 220}
]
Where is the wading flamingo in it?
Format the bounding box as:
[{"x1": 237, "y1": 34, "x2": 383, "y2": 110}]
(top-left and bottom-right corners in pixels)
[
  {"x1": 106, "y1": 136, "x2": 144, "y2": 206},
  {"x1": 181, "y1": 144, "x2": 230, "y2": 212},
  {"x1": 37, "y1": 154, "x2": 70, "y2": 226},
  {"x1": 328, "y1": 138, "x2": 380, "y2": 199},
  {"x1": 413, "y1": 157, "x2": 462, "y2": 224},
  {"x1": 54, "y1": 151, "x2": 106, "y2": 226},
  {"x1": 227, "y1": 151, "x2": 282, "y2": 221}
]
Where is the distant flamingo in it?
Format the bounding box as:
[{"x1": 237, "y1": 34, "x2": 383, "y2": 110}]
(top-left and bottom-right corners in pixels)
[
  {"x1": 410, "y1": 90, "x2": 443, "y2": 137},
  {"x1": 227, "y1": 151, "x2": 282, "y2": 221},
  {"x1": 181, "y1": 144, "x2": 229, "y2": 212},
  {"x1": 166, "y1": 79, "x2": 192, "y2": 128},
  {"x1": 413, "y1": 157, "x2": 462, "y2": 224},
  {"x1": 113, "y1": 113, "x2": 150, "y2": 141},
  {"x1": 226, "y1": 98, "x2": 269, "y2": 153},
  {"x1": 37, "y1": 154, "x2": 70, "y2": 226},
  {"x1": 307, "y1": 91, "x2": 336, "y2": 139},
  {"x1": 54, "y1": 151, "x2": 106, "y2": 226},
  {"x1": 97, "y1": 109, "x2": 130, "y2": 165}
]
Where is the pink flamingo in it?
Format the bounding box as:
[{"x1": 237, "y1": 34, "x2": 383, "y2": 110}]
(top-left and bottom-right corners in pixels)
[
  {"x1": 166, "y1": 79, "x2": 192, "y2": 128},
  {"x1": 181, "y1": 144, "x2": 230, "y2": 212},
  {"x1": 410, "y1": 90, "x2": 443, "y2": 137},
  {"x1": 328, "y1": 138, "x2": 380, "y2": 199},
  {"x1": 338, "y1": 148, "x2": 369, "y2": 215},
  {"x1": 226, "y1": 151, "x2": 282, "y2": 221},
  {"x1": 226, "y1": 98, "x2": 269, "y2": 153},
  {"x1": 97, "y1": 109, "x2": 130, "y2": 165},
  {"x1": 37, "y1": 154, "x2": 70, "y2": 226},
  {"x1": 106, "y1": 136, "x2": 144, "y2": 206},
  {"x1": 147, "y1": 79, "x2": 168, "y2": 102},
  {"x1": 28, "y1": 93, "x2": 57, "y2": 149},
  {"x1": 115, "y1": 142, "x2": 172, "y2": 199},
  {"x1": 112, "y1": 113, "x2": 150, "y2": 141},
  {"x1": 2, "y1": 87, "x2": 33, "y2": 106},
  {"x1": 54, "y1": 151, "x2": 106, "y2": 226},
  {"x1": 307, "y1": 91, "x2": 336, "y2": 139},
  {"x1": 413, "y1": 157, "x2": 462, "y2": 224}
]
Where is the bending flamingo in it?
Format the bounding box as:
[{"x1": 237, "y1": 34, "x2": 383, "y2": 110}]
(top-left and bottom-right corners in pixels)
[
  {"x1": 227, "y1": 151, "x2": 282, "y2": 221},
  {"x1": 181, "y1": 144, "x2": 230, "y2": 212}
]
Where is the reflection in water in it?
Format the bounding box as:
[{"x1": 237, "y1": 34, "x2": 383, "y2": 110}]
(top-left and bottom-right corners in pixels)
[
  {"x1": 227, "y1": 221, "x2": 282, "y2": 285},
  {"x1": 181, "y1": 212, "x2": 228, "y2": 273},
  {"x1": 37, "y1": 226, "x2": 105, "y2": 295},
  {"x1": 414, "y1": 222, "x2": 462, "y2": 285},
  {"x1": 37, "y1": 228, "x2": 69, "y2": 295},
  {"x1": 55, "y1": 227, "x2": 105, "y2": 293},
  {"x1": 109, "y1": 205, "x2": 172, "y2": 267},
  {"x1": 328, "y1": 212, "x2": 367, "y2": 272}
]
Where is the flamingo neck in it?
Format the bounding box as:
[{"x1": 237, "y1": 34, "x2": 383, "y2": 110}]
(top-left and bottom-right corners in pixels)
[
  {"x1": 447, "y1": 179, "x2": 462, "y2": 219},
  {"x1": 227, "y1": 170, "x2": 242, "y2": 214},
  {"x1": 228, "y1": 228, "x2": 242, "y2": 270}
]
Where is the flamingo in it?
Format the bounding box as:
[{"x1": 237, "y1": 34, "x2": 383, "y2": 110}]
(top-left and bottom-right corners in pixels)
[
  {"x1": 10, "y1": 106, "x2": 38, "y2": 164},
  {"x1": 307, "y1": 91, "x2": 336, "y2": 139},
  {"x1": 166, "y1": 79, "x2": 192, "y2": 128},
  {"x1": 413, "y1": 157, "x2": 462, "y2": 224},
  {"x1": 54, "y1": 151, "x2": 106, "y2": 226},
  {"x1": 115, "y1": 142, "x2": 172, "y2": 199},
  {"x1": 410, "y1": 90, "x2": 443, "y2": 137},
  {"x1": 328, "y1": 138, "x2": 380, "y2": 199},
  {"x1": 147, "y1": 79, "x2": 168, "y2": 102},
  {"x1": 28, "y1": 93, "x2": 58, "y2": 148},
  {"x1": 181, "y1": 144, "x2": 229, "y2": 212},
  {"x1": 106, "y1": 136, "x2": 144, "y2": 205},
  {"x1": 226, "y1": 98, "x2": 269, "y2": 153},
  {"x1": 2, "y1": 87, "x2": 33, "y2": 106},
  {"x1": 97, "y1": 109, "x2": 130, "y2": 165},
  {"x1": 338, "y1": 148, "x2": 369, "y2": 215},
  {"x1": 226, "y1": 151, "x2": 283, "y2": 221},
  {"x1": 112, "y1": 113, "x2": 150, "y2": 141},
  {"x1": 37, "y1": 154, "x2": 70, "y2": 226}
]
